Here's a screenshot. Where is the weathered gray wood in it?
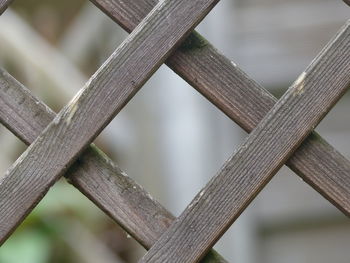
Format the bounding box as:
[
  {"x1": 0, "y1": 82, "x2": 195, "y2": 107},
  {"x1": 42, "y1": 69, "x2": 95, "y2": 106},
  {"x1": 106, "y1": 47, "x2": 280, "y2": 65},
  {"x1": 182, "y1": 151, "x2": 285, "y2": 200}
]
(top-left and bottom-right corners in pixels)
[
  {"x1": 140, "y1": 21, "x2": 350, "y2": 263},
  {"x1": 0, "y1": 0, "x2": 220, "y2": 244},
  {"x1": 0, "y1": 0, "x2": 12, "y2": 15},
  {"x1": 91, "y1": 0, "x2": 350, "y2": 216},
  {"x1": 0, "y1": 69, "x2": 227, "y2": 262}
]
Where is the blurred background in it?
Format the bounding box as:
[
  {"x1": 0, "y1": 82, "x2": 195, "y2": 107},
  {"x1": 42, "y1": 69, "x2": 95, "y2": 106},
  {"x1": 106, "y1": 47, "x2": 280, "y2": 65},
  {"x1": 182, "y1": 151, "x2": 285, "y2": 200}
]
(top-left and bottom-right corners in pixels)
[{"x1": 0, "y1": 0, "x2": 349, "y2": 262}]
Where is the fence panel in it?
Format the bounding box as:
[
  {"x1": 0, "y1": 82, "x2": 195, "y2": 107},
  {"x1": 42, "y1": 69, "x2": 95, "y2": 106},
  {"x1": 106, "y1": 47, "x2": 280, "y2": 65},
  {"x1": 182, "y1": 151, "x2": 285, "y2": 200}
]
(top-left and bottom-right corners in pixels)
[{"x1": 0, "y1": 1, "x2": 349, "y2": 263}]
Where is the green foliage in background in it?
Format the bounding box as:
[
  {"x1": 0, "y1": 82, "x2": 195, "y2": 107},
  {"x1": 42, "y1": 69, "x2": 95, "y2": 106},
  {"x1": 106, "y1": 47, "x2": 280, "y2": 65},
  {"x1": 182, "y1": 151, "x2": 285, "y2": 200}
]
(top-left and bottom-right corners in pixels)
[{"x1": 0, "y1": 180, "x2": 115, "y2": 263}]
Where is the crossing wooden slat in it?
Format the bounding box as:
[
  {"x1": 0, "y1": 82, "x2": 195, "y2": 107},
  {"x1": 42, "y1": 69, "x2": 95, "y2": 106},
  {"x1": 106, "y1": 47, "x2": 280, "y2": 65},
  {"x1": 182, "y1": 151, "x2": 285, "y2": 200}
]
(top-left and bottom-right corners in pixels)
[
  {"x1": 91, "y1": 0, "x2": 350, "y2": 216},
  {"x1": 0, "y1": 0, "x2": 12, "y2": 15},
  {"x1": 0, "y1": 0, "x2": 220, "y2": 244},
  {"x1": 0, "y1": 69, "x2": 227, "y2": 262},
  {"x1": 140, "y1": 21, "x2": 350, "y2": 263}
]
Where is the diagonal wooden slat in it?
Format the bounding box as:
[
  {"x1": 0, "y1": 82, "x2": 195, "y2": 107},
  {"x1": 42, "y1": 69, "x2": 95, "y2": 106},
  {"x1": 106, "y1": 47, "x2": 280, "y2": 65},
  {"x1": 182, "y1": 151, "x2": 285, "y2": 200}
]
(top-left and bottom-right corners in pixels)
[
  {"x1": 0, "y1": 0, "x2": 12, "y2": 15},
  {"x1": 140, "y1": 21, "x2": 350, "y2": 263},
  {"x1": 0, "y1": 69, "x2": 227, "y2": 262},
  {"x1": 0, "y1": 0, "x2": 221, "y2": 244},
  {"x1": 91, "y1": 0, "x2": 350, "y2": 215}
]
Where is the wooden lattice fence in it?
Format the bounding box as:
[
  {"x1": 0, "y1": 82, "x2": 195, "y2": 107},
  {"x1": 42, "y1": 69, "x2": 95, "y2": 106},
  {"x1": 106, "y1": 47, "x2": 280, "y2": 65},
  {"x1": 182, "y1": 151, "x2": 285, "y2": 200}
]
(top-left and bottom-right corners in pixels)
[{"x1": 0, "y1": 0, "x2": 350, "y2": 262}]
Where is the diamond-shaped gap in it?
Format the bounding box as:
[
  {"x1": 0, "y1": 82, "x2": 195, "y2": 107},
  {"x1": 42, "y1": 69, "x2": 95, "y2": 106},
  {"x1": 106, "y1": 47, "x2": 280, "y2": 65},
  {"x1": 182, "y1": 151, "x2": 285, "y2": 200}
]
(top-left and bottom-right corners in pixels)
[
  {"x1": 0, "y1": 0, "x2": 85, "y2": 110},
  {"x1": 196, "y1": 0, "x2": 349, "y2": 89},
  {"x1": 97, "y1": 61, "x2": 246, "y2": 216},
  {"x1": 0, "y1": 0, "x2": 129, "y2": 160},
  {"x1": 0, "y1": 0, "x2": 127, "y2": 112}
]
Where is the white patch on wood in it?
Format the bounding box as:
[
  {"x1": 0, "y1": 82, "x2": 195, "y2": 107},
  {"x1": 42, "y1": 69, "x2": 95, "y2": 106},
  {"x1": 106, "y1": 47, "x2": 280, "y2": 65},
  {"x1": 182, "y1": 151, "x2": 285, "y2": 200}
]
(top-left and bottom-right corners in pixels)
[
  {"x1": 53, "y1": 117, "x2": 59, "y2": 125},
  {"x1": 66, "y1": 103, "x2": 78, "y2": 125},
  {"x1": 69, "y1": 87, "x2": 85, "y2": 106},
  {"x1": 146, "y1": 192, "x2": 154, "y2": 201},
  {"x1": 293, "y1": 72, "x2": 306, "y2": 96},
  {"x1": 65, "y1": 84, "x2": 87, "y2": 125},
  {"x1": 121, "y1": 171, "x2": 128, "y2": 177},
  {"x1": 189, "y1": 190, "x2": 205, "y2": 208}
]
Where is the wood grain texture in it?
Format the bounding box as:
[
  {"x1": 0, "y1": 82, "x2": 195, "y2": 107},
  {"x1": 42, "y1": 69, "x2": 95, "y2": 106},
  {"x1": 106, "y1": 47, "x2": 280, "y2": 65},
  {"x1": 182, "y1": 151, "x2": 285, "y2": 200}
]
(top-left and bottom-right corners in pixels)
[
  {"x1": 0, "y1": 69, "x2": 227, "y2": 262},
  {"x1": 0, "y1": 0, "x2": 220, "y2": 244},
  {"x1": 140, "y1": 21, "x2": 350, "y2": 263},
  {"x1": 91, "y1": 0, "x2": 350, "y2": 216},
  {"x1": 0, "y1": 0, "x2": 12, "y2": 15}
]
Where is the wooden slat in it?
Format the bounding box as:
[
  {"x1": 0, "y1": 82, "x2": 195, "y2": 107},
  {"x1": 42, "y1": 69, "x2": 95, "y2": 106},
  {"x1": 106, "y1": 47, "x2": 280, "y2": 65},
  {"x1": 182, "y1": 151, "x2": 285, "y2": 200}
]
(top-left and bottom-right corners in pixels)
[
  {"x1": 0, "y1": 69, "x2": 227, "y2": 262},
  {"x1": 91, "y1": 0, "x2": 350, "y2": 216},
  {"x1": 140, "y1": 21, "x2": 350, "y2": 263},
  {"x1": 0, "y1": 0, "x2": 220, "y2": 244},
  {"x1": 0, "y1": 0, "x2": 12, "y2": 15}
]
